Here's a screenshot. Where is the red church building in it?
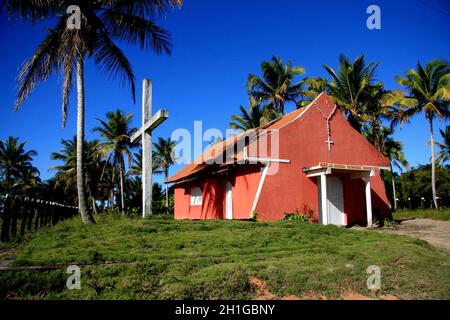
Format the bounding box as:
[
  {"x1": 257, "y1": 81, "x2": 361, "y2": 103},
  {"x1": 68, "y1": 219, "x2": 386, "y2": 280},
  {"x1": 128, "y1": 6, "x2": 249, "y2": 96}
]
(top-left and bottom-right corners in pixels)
[{"x1": 167, "y1": 93, "x2": 391, "y2": 226}]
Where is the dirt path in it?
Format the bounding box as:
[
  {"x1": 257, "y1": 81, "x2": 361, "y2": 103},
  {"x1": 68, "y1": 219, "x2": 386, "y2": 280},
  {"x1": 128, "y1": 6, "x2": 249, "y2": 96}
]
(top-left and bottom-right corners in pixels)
[{"x1": 375, "y1": 218, "x2": 450, "y2": 250}]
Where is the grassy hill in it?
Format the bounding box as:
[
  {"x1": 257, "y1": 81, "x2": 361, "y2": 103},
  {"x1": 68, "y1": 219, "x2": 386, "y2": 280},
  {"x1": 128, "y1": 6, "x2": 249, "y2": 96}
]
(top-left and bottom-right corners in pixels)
[{"x1": 0, "y1": 214, "x2": 449, "y2": 299}]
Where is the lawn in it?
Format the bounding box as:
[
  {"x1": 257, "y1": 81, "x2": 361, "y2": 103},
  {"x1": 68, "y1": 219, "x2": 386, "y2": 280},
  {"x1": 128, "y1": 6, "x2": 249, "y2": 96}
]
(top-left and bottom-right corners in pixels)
[
  {"x1": 393, "y1": 208, "x2": 450, "y2": 221},
  {"x1": 0, "y1": 214, "x2": 449, "y2": 300}
]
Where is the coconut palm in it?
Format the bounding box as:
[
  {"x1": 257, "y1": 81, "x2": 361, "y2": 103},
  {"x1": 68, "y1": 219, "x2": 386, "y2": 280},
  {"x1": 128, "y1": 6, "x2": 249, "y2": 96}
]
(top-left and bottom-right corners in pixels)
[
  {"x1": 437, "y1": 126, "x2": 450, "y2": 165},
  {"x1": 298, "y1": 77, "x2": 331, "y2": 107},
  {"x1": 247, "y1": 56, "x2": 305, "y2": 115},
  {"x1": 50, "y1": 136, "x2": 104, "y2": 211},
  {"x1": 322, "y1": 55, "x2": 379, "y2": 132},
  {"x1": 395, "y1": 60, "x2": 450, "y2": 209},
  {"x1": 0, "y1": 136, "x2": 38, "y2": 193},
  {"x1": 4, "y1": 0, "x2": 182, "y2": 223},
  {"x1": 364, "y1": 126, "x2": 410, "y2": 209},
  {"x1": 230, "y1": 96, "x2": 268, "y2": 131},
  {"x1": 12, "y1": 166, "x2": 41, "y2": 195},
  {"x1": 153, "y1": 137, "x2": 176, "y2": 214},
  {"x1": 363, "y1": 85, "x2": 405, "y2": 151},
  {"x1": 92, "y1": 110, "x2": 137, "y2": 212}
]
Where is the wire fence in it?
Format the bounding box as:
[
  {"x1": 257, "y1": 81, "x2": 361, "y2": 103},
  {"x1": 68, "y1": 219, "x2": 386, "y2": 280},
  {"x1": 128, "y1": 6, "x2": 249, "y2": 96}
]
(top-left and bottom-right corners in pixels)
[{"x1": 0, "y1": 194, "x2": 78, "y2": 242}]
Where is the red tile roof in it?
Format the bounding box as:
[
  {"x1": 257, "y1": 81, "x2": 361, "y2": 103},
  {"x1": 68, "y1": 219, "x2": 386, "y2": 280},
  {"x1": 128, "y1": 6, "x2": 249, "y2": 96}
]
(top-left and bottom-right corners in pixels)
[{"x1": 166, "y1": 95, "x2": 315, "y2": 184}]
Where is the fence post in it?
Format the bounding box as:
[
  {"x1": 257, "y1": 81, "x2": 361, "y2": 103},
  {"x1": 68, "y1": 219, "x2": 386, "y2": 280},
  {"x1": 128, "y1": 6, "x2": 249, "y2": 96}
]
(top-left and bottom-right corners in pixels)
[{"x1": 1, "y1": 195, "x2": 12, "y2": 241}]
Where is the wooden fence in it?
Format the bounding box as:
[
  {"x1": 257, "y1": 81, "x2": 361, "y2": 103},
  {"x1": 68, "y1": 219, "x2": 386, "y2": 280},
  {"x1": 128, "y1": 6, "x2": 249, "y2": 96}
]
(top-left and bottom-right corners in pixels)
[{"x1": 0, "y1": 194, "x2": 78, "y2": 242}]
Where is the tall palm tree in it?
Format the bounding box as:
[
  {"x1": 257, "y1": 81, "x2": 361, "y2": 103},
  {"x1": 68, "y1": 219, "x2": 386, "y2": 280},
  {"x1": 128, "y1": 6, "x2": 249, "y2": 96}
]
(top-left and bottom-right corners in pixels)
[
  {"x1": 229, "y1": 96, "x2": 268, "y2": 131},
  {"x1": 364, "y1": 126, "x2": 410, "y2": 210},
  {"x1": 50, "y1": 136, "x2": 104, "y2": 211},
  {"x1": 4, "y1": 0, "x2": 182, "y2": 223},
  {"x1": 153, "y1": 137, "x2": 176, "y2": 214},
  {"x1": 13, "y1": 166, "x2": 41, "y2": 195},
  {"x1": 363, "y1": 85, "x2": 404, "y2": 151},
  {"x1": 437, "y1": 126, "x2": 450, "y2": 165},
  {"x1": 396, "y1": 60, "x2": 450, "y2": 209},
  {"x1": 93, "y1": 110, "x2": 137, "y2": 212},
  {"x1": 322, "y1": 54, "x2": 379, "y2": 132},
  {"x1": 0, "y1": 136, "x2": 38, "y2": 193},
  {"x1": 247, "y1": 56, "x2": 305, "y2": 115}
]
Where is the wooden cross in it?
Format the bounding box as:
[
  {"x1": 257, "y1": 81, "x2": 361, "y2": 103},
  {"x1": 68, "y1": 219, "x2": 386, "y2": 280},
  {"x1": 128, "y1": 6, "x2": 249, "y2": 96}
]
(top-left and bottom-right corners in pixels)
[
  {"x1": 130, "y1": 79, "x2": 168, "y2": 218},
  {"x1": 325, "y1": 136, "x2": 334, "y2": 151}
]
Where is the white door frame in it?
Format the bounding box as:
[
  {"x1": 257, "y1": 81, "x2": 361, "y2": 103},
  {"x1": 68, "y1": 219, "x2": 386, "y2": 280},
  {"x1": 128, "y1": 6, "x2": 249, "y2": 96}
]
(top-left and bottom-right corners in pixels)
[
  {"x1": 326, "y1": 176, "x2": 345, "y2": 226},
  {"x1": 225, "y1": 180, "x2": 233, "y2": 220},
  {"x1": 317, "y1": 173, "x2": 345, "y2": 226}
]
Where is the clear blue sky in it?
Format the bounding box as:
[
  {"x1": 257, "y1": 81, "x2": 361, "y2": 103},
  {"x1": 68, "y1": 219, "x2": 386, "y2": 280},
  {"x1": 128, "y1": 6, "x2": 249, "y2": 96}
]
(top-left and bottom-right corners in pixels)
[{"x1": 0, "y1": 0, "x2": 449, "y2": 183}]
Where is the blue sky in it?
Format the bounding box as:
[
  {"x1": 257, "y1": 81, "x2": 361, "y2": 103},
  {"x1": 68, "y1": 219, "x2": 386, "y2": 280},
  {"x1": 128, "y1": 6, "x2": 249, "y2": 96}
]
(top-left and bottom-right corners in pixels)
[{"x1": 0, "y1": 0, "x2": 449, "y2": 183}]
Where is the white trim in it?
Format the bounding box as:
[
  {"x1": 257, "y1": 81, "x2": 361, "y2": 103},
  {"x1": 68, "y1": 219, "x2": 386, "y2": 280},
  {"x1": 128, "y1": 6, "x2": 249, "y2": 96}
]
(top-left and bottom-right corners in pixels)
[
  {"x1": 365, "y1": 174, "x2": 373, "y2": 227},
  {"x1": 243, "y1": 146, "x2": 290, "y2": 164},
  {"x1": 225, "y1": 181, "x2": 233, "y2": 220},
  {"x1": 303, "y1": 163, "x2": 390, "y2": 172},
  {"x1": 319, "y1": 173, "x2": 328, "y2": 225},
  {"x1": 246, "y1": 156, "x2": 290, "y2": 164},
  {"x1": 250, "y1": 164, "x2": 270, "y2": 216},
  {"x1": 306, "y1": 167, "x2": 333, "y2": 178}
]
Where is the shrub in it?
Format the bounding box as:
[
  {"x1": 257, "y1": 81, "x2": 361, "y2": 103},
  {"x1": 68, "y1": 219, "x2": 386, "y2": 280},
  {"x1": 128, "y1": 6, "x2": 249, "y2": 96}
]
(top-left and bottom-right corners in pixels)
[{"x1": 283, "y1": 205, "x2": 314, "y2": 223}]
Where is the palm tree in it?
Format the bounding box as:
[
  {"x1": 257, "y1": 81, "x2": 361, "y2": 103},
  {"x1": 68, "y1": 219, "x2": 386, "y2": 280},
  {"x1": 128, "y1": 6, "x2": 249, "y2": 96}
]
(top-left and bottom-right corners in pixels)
[
  {"x1": 396, "y1": 60, "x2": 450, "y2": 209},
  {"x1": 247, "y1": 56, "x2": 305, "y2": 115},
  {"x1": 93, "y1": 110, "x2": 137, "y2": 212},
  {"x1": 0, "y1": 136, "x2": 38, "y2": 193},
  {"x1": 364, "y1": 126, "x2": 410, "y2": 210},
  {"x1": 5, "y1": 0, "x2": 182, "y2": 223},
  {"x1": 230, "y1": 96, "x2": 267, "y2": 131},
  {"x1": 50, "y1": 136, "x2": 104, "y2": 212},
  {"x1": 322, "y1": 54, "x2": 379, "y2": 132},
  {"x1": 363, "y1": 85, "x2": 404, "y2": 151},
  {"x1": 437, "y1": 126, "x2": 450, "y2": 165},
  {"x1": 153, "y1": 137, "x2": 176, "y2": 214}
]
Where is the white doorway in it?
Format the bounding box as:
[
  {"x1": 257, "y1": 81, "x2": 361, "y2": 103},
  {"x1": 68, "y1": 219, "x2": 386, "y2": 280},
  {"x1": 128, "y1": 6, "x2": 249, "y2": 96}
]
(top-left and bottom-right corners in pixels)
[
  {"x1": 225, "y1": 181, "x2": 233, "y2": 220},
  {"x1": 326, "y1": 177, "x2": 345, "y2": 226}
]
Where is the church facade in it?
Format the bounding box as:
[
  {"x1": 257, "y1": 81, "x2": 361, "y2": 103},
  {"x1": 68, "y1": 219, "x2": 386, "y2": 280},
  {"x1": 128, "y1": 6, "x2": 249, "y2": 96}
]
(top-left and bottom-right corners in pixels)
[{"x1": 167, "y1": 93, "x2": 391, "y2": 226}]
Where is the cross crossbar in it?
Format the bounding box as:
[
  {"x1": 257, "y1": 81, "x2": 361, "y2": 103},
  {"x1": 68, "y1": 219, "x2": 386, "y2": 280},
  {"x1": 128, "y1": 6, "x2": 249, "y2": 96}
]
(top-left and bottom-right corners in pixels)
[{"x1": 130, "y1": 109, "x2": 169, "y2": 143}]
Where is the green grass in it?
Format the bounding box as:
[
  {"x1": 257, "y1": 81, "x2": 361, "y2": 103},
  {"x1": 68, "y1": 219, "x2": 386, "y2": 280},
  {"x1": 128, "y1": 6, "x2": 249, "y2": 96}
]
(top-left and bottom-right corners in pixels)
[
  {"x1": 0, "y1": 214, "x2": 449, "y2": 299},
  {"x1": 393, "y1": 208, "x2": 450, "y2": 221}
]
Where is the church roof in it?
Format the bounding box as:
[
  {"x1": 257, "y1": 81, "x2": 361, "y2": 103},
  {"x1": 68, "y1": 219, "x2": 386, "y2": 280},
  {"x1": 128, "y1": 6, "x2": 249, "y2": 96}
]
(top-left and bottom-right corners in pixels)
[{"x1": 165, "y1": 94, "x2": 315, "y2": 184}]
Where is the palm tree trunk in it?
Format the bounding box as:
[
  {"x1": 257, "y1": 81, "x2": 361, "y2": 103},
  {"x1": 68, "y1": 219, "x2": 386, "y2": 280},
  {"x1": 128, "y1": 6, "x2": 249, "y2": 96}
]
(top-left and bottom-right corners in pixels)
[
  {"x1": 76, "y1": 57, "x2": 95, "y2": 224},
  {"x1": 119, "y1": 162, "x2": 125, "y2": 213},
  {"x1": 390, "y1": 161, "x2": 397, "y2": 210},
  {"x1": 373, "y1": 122, "x2": 380, "y2": 152},
  {"x1": 165, "y1": 167, "x2": 169, "y2": 214},
  {"x1": 92, "y1": 198, "x2": 97, "y2": 214},
  {"x1": 429, "y1": 118, "x2": 439, "y2": 209}
]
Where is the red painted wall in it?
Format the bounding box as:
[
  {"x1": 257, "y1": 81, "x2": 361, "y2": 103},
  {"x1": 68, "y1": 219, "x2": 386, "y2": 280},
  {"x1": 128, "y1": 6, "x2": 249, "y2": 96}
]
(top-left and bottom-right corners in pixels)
[
  {"x1": 254, "y1": 93, "x2": 391, "y2": 222},
  {"x1": 173, "y1": 165, "x2": 262, "y2": 220}
]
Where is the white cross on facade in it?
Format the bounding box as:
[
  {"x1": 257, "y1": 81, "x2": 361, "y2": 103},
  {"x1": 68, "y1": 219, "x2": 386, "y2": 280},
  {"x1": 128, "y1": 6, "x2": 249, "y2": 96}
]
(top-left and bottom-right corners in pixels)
[
  {"x1": 130, "y1": 79, "x2": 168, "y2": 218},
  {"x1": 325, "y1": 136, "x2": 334, "y2": 151}
]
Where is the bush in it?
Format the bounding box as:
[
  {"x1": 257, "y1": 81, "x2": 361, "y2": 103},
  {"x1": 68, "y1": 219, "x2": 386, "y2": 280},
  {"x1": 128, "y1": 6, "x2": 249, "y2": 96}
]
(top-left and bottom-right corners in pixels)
[{"x1": 283, "y1": 205, "x2": 314, "y2": 223}]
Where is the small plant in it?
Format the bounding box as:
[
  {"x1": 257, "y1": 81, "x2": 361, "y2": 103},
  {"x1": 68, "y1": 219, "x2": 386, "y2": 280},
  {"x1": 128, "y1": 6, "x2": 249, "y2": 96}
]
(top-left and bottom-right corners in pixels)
[
  {"x1": 375, "y1": 218, "x2": 397, "y2": 228},
  {"x1": 383, "y1": 218, "x2": 397, "y2": 228},
  {"x1": 250, "y1": 211, "x2": 258, "y2": 221},
  {"x1": 283, "y1": 205, "x2": 314, "y2": 223}
]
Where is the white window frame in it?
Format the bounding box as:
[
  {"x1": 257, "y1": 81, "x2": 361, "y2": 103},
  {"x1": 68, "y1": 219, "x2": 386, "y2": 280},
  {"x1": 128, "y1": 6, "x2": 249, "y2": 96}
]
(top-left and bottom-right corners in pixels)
[{"x1": 190, "y1": 187, "x2": 202, "y2": 206}]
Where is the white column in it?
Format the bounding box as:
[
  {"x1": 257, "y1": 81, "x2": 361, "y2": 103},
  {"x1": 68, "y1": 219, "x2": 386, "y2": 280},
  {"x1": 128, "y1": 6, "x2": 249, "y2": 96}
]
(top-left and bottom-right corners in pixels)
[
  {"x1": 142, "y1": 79, "x2": 152, "y2": 218},
  {"x1": 365, "y1": 174, "x2": 373, "y2": 227},
  {"x1": 320, "y1": 173, "x2": 328, "y2": 225}
]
